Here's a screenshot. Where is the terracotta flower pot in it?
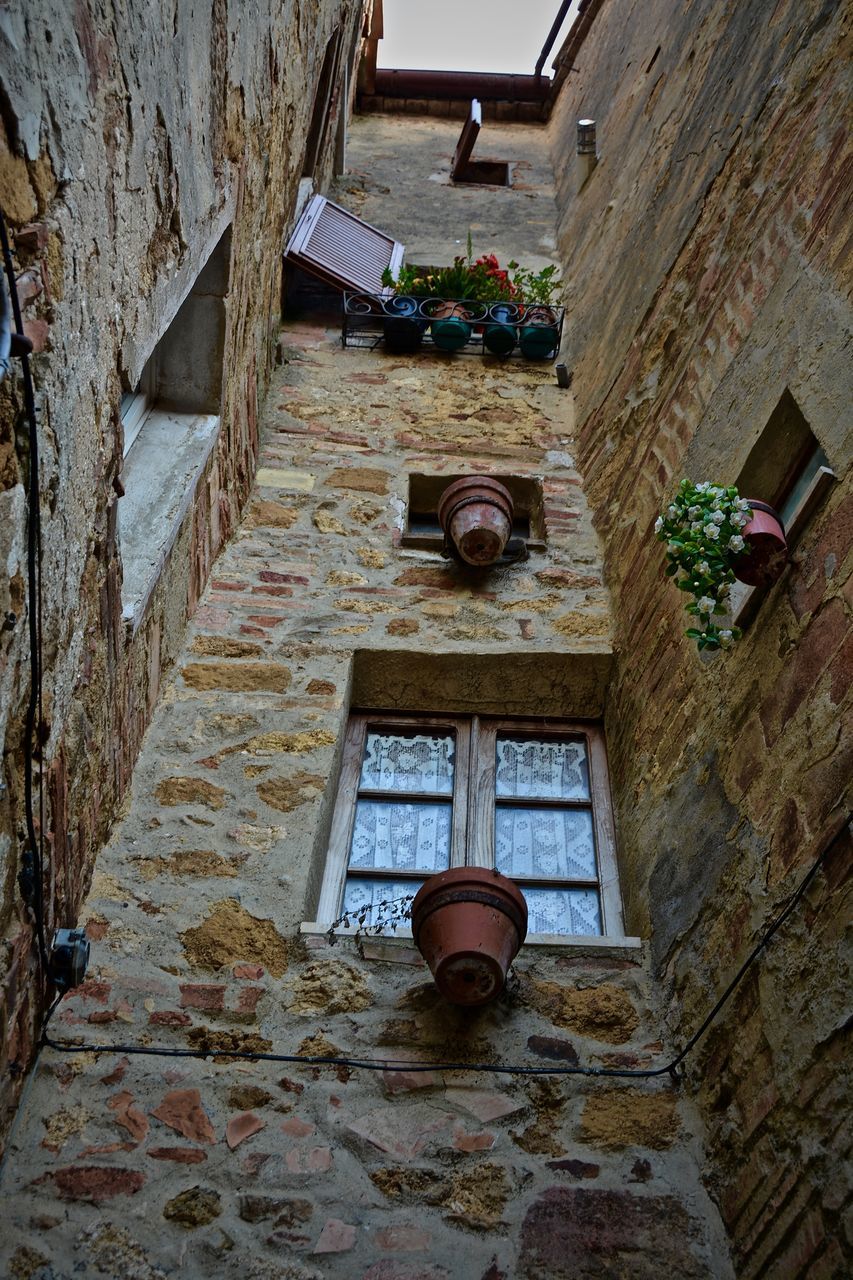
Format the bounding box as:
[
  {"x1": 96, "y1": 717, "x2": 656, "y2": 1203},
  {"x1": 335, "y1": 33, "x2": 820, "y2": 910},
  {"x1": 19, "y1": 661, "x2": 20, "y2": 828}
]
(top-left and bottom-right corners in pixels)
[
  {"x1": 430, "y1": 300, "x2": 472, "y2": 352},
  {"x1": 411, "y1": 867, "x2": 528, "y2": 1006},
  {"x1": 733, "y1": 500, "x2": 788, "y2": 587},
  {"x1": 436, "y1": 475, "x2": 514, "y2": 566},
  {"x1": 519, "y1": 305, "x2": 560, "y2": 360}
]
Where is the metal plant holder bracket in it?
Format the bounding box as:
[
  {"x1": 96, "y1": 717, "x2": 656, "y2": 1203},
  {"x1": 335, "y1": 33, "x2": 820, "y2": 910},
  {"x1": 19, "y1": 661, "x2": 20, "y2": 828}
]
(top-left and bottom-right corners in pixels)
[{"x1": 342, "y1": 292, "x2": 565, "y2": 363}]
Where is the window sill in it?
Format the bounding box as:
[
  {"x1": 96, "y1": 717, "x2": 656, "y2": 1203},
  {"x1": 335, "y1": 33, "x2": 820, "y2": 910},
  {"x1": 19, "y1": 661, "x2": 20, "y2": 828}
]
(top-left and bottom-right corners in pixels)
[
  {"x1": 120, "y1": 409, "x2": 220, "y2": 633},
  {"x1": 300, "y1": 921, "x2": 642, "y2": 957}
]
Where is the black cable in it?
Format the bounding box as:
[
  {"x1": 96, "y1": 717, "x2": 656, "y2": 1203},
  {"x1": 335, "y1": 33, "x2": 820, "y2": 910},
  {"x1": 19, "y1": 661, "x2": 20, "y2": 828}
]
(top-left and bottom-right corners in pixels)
[
  {"x1": 40, "y1": 835, "x2": 839, "y2": 1080},
  {"x1": 0, "y1": 259, "x2": 13, "y2": 383},
  {"x1": 0, "y1": 211, "x2": 49, "y2": 969}
]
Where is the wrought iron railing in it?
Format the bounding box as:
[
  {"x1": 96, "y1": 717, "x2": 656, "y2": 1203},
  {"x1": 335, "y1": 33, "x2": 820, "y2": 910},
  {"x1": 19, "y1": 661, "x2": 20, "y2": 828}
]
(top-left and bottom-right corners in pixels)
[{"x1": 342, "y1": 293, "x2": 565, "y2": 362}]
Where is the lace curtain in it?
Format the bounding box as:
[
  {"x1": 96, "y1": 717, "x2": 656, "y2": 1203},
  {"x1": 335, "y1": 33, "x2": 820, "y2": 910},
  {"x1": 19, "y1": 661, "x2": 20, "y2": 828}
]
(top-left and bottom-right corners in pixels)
[
  {"x1": 495, "y1": 807, "x2": 596, "y2": 880},
  {"x1": 349, "y1": 799, "x2": 451, "y2": 873},
  {"x1": 495, "y1": 736, "x2": 589, "y2": 800},
  {"x1": 360, "y1": 731, "x2": 455, "y2": 794}
]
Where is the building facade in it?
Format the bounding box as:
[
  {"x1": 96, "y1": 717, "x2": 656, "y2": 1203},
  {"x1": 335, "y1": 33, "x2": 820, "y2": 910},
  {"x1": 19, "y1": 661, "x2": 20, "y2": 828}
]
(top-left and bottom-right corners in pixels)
[{"x1": 0, "y1": 1, "x2": 849, "y2": 1276}]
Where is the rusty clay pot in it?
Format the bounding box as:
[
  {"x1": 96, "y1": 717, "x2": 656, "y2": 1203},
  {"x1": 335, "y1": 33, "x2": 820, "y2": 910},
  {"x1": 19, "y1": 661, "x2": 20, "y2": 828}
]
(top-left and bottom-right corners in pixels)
[
  {"x1": 411, "y1": 867, "x2": 528, "y2": 1006},
  {"x1": 436, "y1": 475, "x2": 514, "y2": 566},
  {"x1": 733, "y1": 500, "x2": 788, "y2": 587}
]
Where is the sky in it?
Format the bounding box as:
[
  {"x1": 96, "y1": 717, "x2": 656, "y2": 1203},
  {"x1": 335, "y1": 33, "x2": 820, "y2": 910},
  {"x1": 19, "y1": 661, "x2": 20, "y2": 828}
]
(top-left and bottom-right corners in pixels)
[{"x1": 378, "y1": 0, "x2": 582, "y2": 77}]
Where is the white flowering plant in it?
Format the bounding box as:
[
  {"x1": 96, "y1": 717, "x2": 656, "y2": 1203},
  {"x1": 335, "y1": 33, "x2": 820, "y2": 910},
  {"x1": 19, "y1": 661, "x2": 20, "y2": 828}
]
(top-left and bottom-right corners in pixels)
[{"x1": 655, "y1": 480, "x2": 753, "y2": 650}]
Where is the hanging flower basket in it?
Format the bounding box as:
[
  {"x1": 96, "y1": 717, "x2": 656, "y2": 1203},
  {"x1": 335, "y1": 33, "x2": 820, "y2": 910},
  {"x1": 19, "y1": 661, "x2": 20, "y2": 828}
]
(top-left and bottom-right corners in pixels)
[
  {"x1": 411, "y1": 867, "x2": 528, "y2": 1006},
  {"x1": 656, "y1": 481, "x2": 789, "y2": 650},
  {"x1": 437, "y1": 475, "x2": 514, "y2": 566}
]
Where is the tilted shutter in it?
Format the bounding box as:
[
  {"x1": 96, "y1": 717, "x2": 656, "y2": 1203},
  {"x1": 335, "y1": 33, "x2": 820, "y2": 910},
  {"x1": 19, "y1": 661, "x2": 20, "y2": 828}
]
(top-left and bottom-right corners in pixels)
[
  {"x1": 284, "y1": 194, "x2": 404, "y2": 293},
  {"x1": 451, "y1": 99, "x2": 482, "y2": 180}
]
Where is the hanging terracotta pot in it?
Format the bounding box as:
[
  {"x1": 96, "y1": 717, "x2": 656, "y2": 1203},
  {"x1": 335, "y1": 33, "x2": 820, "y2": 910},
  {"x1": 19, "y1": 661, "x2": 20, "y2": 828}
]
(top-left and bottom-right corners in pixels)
[
  {"x1": 430, "y1": 300, "x2": 472, "y2": 352},
  {"x1": 733, "y1": 500, "x2": 788, "y2": 587},
  {"x1": 436, "y1": 475, "x2": 514, "y2": 566},
  {"x1": 411, "y1": 867, "x2": 528, "y2": 1006},
  {"x1": 519, "y1": 304, "x2": 560, "y2": 360}
]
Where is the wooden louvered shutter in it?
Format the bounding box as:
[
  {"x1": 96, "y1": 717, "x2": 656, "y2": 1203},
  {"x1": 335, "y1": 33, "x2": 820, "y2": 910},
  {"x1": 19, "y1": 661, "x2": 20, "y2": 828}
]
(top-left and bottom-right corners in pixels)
[{"x1": 284, "y1": 194, "x2": 404, "y2": 294}]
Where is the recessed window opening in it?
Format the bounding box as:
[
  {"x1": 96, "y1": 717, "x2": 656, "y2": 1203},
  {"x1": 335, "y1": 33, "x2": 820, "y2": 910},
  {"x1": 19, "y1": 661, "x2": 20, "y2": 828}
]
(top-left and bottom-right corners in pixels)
[
  {"x1": 316, "y1": 713, "x2": 625, "y2": 942},
  {"x1": 451, "y1": 99, "x2": 513, "y2": 187},
  {"x1": 730, "y1": 388, "x2": 835, "y2": 627},
  {"x1": 402, "y1": 473, "x2": 546, "y2": 552},
  {"x1": 118, "y1": 226, "x2": 231, "y2": 628}
]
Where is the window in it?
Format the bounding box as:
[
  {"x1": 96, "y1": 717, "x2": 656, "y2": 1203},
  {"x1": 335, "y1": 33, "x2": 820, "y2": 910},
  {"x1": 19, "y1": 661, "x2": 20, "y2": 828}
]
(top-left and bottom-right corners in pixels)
[
  {"x1": 316, "y1": 714, "x2": 625, "y2": 941},
  {"x1": 730, "y1": 389, "x2": 835, "y2": 627},
  {"x1": 118, "y1": 226, "x2": 231, "y2": 629}
]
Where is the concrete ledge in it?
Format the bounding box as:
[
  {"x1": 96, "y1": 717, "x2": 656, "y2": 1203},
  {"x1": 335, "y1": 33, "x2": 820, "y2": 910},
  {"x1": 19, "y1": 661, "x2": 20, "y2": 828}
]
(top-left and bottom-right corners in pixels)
[
  {"x1": 120, "y1": 410, "x2": 220, "y2": 633},
  {"x1": 301, "y1": 921, "x2": 642, "y2": 956}
]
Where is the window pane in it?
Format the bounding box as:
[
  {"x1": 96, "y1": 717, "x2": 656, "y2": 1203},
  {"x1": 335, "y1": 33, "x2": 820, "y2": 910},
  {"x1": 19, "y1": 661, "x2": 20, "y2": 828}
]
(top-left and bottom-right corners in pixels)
[
  {"x1": 495, "y1": 736, "x2": 590, "y2": 800},
  {"x1": 495, "y1": 807, "x2": 596, "y2": 879},
  {"x1": 349, "y1": 800, "x2": 451, "y2": 872},
  {"x1": 521, "y1": 887, "x2": 602, "y2": 936},
  {"x1": 360, "y1": 730, "x2": 455, "y2": 794},
  {"x1": 342, "y1": 877, "x2": 423, "y2": 922}
]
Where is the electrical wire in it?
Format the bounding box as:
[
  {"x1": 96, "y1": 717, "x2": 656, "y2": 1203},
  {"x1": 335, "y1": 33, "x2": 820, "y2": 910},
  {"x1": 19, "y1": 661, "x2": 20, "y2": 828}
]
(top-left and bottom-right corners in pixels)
[
  {"x1": 0, "y1": 210, "x2": 49, "y2": 970},
  {"x1": 39, "y1": 833, "x2": 840, "y2": 1081}
]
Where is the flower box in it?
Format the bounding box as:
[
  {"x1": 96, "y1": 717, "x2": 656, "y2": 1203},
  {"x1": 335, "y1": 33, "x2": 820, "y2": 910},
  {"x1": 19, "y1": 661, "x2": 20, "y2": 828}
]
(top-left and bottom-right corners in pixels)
[{"x1": 342, "y1": 292, "x2": 565, "y2": 362}]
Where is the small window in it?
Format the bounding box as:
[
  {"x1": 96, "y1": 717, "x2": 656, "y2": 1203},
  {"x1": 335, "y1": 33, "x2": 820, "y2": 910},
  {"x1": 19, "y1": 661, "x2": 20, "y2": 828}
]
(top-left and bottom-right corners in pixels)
[
  {"x1": 402, "y1": 473, "x2": 546, "y2": 554},
  {"x1": 316, "y1": 714, "x2": 625, "y2": 942},
  {"x1": 118, "y1": 226, "x2": 231, "y2": 629},
  {"x1": 731, "y1": 390, "x2": 835, "y2": 626}
]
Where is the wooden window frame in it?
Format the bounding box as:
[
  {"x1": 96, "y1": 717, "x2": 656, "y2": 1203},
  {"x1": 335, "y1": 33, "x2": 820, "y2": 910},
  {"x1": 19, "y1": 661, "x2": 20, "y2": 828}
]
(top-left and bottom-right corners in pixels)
[{"x1": 316, "y1": 712, "x2": 626, "y2": 943}]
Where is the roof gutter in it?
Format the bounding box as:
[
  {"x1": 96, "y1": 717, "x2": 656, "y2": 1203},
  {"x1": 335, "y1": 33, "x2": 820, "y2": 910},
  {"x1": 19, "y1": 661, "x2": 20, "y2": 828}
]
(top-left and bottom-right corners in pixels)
[{"x1": 372, "y1": 69, "x2": 550, "y2": 104}]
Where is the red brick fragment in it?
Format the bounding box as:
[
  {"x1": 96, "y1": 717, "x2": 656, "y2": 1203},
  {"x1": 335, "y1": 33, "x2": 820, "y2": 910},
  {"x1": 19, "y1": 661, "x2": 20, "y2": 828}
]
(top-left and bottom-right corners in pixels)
[
  {"x1": 375, "y1": 1224, "x2": 431, "y2": 1251},
  {"x1": 147, "y1": 1146, "x2": 207, "y2": 1163},
  {"x1": 75, "y1": 980, "x2": 111, "y2": 1003},
  {"x1": 88, "y1": 1010, "x2": 117, "y2": 1024},
  {"x1": 149, "y1": 1010, "x2": 192, "y2": 1028},
  {"x1": 100, "y1": 1058, "x2": 129, "y2": 1086},
  {"x1": 313, "y1": 1218, "x2": 357, "y2": 1253},
  {"x1": 234, "y1": 963, "x2": 265, "y2": 980},
  {"x1": 179, "y1": 984, "x2": 226, "y2": 1011},
  {"x1": 237, "y1": 985, "x2": 265, "y2": 1013},
  {"x1": 107, "y1": 1090, "x2": 149, "y2": 1142},
  {"x1": 151, "y1": 1088, "x2": 215, "y2": 1144},
  {"x1": 44, "y1": 1165, "x2": 145, "y2": 1202},
  {"x1": 15, "y1": 222, "x2": 49, "y2": 252},
  {"x1": 452, "y1": 1125, "x2": 495, "y2": 1153},
  {"x1": 281, "y1": 1116, "x2": 315, "y2": 1138},
  {"x1": 226, "y1": 1112, "x2": 266, "y2": 1150}
]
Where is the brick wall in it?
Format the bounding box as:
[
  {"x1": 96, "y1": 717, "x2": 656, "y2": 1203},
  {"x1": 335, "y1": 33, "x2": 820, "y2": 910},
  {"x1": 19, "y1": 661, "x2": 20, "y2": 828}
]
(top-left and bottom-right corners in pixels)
[
  {"x1": 550, "y1": 0, "x2": 851, "y2": 1273},
  {"x1": 0, "y1": 0, "x2": 364, "y2": 1148}
]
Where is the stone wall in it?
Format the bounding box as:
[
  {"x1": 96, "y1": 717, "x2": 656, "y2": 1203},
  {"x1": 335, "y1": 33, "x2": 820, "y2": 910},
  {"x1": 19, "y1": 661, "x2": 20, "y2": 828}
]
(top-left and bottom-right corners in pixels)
[
  {"x1": 0, "y1": 0, "x2": 365, "y2": 1144},
  {"x1": 550, "y1": 0, "x2": 851, "y2": 1273},
  {"x1": 0, "y1": 277, "x2": 732, "y2": 1278}
]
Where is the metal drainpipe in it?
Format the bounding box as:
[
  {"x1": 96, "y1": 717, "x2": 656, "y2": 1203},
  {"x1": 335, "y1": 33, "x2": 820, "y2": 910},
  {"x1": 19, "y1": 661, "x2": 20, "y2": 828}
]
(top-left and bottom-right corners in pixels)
[{"x1": 535, "y1": 0, "x2": 576, "y2": 77}]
